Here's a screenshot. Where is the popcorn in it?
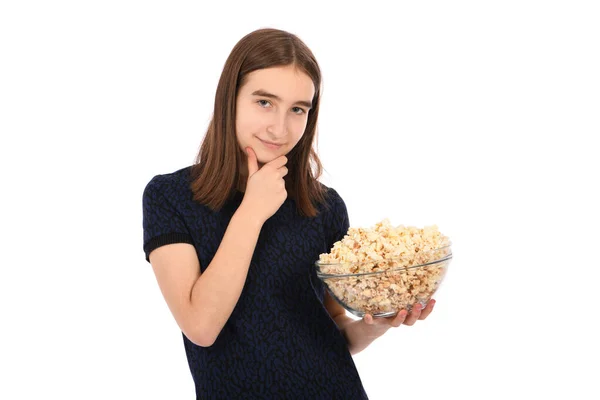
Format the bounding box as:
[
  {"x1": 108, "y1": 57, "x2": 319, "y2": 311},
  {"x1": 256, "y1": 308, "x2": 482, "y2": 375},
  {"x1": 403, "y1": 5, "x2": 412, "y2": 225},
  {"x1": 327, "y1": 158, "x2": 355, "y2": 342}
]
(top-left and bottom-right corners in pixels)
[{"x1": 317, "y1": 219, "x2": 451, "y2": 315}]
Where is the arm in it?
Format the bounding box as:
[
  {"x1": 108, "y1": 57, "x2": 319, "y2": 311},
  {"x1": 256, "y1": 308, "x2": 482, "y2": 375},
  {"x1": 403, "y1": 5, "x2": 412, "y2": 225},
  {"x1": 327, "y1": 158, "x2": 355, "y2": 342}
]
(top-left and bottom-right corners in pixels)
[
  {"x1": 147, "y1": 150, "x2": 287, "y2": 348},
  {"x1": 150, "y1": 204, "x2": 263, "y2": 347}
]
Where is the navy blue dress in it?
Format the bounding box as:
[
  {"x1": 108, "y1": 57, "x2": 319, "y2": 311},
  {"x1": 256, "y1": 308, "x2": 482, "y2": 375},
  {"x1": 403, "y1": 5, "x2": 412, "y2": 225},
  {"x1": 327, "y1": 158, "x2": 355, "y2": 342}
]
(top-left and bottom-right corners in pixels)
[{"x1": 142, "y1": 166, "x2": 369, "y2": 399}]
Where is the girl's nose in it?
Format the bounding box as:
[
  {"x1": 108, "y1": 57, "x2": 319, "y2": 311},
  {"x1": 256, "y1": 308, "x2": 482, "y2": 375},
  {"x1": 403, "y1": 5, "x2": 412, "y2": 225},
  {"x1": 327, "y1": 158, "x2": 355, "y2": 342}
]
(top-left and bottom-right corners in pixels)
[{"x1": 266, "y1": 112, "x2": 287, "y2": 138}]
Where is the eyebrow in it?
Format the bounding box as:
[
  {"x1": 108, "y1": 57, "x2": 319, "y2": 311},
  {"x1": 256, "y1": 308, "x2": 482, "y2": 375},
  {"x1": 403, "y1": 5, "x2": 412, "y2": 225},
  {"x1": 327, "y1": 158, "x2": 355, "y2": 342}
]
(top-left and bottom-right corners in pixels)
[{"x1": 251, "y1": 89, "x2": 313, "y2": 109}]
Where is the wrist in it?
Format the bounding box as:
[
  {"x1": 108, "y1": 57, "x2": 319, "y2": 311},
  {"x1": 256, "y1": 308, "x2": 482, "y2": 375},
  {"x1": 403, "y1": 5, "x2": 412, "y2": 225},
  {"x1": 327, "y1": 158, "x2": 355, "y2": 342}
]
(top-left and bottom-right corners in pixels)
[
  {"x1": 235, "y1": 202, "x2": 265, "y2": 229},
  {"x1": 339, "y1": 316, "x2": 389, "y2": 356}
]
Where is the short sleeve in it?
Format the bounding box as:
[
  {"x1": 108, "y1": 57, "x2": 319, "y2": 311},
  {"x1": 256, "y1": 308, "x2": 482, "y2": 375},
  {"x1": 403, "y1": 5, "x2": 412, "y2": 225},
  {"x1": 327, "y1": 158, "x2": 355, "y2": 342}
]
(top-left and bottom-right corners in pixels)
[
  {"x1": 142, "y1": 176, "x2": 194, "y2": 263},
  {"x1": 326, "y1": 188, "x2": 350, "y2": 248}
]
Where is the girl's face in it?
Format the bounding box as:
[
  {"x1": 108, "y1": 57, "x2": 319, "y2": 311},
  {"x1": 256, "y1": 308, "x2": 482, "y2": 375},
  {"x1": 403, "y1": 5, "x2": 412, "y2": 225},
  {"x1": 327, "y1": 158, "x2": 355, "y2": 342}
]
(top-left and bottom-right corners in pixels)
[{"x1": 235, "y1": 65, "x2": 315, "y2": 168}]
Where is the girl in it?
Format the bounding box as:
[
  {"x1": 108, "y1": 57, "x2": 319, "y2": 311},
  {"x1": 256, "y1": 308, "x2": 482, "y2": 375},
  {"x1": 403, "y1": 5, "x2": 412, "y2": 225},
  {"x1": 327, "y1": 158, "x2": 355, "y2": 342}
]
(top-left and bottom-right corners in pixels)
[{"x1": 142, "y1": 28, "x2": 434, "y2": 399}]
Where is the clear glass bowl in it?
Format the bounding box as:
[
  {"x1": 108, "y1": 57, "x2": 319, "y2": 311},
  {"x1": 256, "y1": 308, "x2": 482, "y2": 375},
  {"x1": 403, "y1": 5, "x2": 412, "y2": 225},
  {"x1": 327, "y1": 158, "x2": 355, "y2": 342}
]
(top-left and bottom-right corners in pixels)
[{"x1": 315, "y1": 244, "x2": 452, "y2": 318}]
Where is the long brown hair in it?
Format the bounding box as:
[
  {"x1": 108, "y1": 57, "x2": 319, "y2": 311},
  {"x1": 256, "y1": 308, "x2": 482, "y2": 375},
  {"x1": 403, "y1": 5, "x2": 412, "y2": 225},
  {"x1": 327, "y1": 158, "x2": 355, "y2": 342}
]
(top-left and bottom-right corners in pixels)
[{"x1": 189, "y1": 28, "x2": 329, "y2": 217}]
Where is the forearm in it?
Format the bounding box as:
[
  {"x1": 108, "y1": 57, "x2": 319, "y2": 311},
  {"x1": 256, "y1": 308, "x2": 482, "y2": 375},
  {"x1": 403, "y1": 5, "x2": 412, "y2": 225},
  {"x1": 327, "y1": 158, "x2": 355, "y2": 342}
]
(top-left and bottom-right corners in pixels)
[
  {"x1": 333, "y1": 314, "x2": 390, "y2": 356},
  {"x1": 188, "y1": 205, "x2": 263, "y2": 346}
]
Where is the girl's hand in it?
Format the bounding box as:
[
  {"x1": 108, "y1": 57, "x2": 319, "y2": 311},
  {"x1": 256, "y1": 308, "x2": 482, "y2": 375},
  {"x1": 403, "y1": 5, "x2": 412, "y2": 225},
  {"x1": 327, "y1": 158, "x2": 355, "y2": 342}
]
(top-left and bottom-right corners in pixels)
[
  {"x1": 240, "y1": 146, "x2": 288, "y2": 224},
  {"x1": 363, "y1": 299, "x2": 436, "y2": 327},
  {"x1": 341, "y1": 300, "x2": 437, "y2": 355}
]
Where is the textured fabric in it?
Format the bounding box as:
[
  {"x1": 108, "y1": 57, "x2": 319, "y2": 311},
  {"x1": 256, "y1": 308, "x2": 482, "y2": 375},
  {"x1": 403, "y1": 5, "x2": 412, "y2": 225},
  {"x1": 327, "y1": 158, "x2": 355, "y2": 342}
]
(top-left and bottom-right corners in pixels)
[{"x1": 142, "y1": 165, "x2": 369, "y2": 399}]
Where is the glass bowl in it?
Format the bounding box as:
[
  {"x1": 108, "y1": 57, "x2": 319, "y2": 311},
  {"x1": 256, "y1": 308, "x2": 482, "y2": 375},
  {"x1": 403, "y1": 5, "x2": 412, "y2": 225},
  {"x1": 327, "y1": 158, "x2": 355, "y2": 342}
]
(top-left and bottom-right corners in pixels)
[{"x1": 315, "y1": 244, "x2": 452, "y2": 318}]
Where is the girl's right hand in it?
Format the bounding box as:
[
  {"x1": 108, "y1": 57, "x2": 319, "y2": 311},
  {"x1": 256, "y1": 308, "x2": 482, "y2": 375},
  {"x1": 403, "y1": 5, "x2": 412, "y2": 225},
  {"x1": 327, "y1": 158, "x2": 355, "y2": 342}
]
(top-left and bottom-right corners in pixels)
[{"x1": 240, "y1": 146, "x2": 288, "y2": 224}]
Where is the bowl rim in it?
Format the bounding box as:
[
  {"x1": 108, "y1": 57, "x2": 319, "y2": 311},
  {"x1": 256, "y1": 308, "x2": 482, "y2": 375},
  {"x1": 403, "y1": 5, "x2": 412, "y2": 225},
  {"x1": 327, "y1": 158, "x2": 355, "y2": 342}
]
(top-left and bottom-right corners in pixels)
[{"x1": 314, "y1": 244, "x2": 452, "y2": 278}]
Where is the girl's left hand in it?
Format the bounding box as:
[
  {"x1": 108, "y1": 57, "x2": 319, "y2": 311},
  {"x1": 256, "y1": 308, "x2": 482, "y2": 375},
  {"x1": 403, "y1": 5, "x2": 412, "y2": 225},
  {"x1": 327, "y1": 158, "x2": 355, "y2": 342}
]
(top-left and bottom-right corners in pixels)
[
  {"x1": 342, "y1": 299, "x2": 437, "y2": 355},
  {"x1": 363, "y1": 299, "x2": 436, "y2": 327}
]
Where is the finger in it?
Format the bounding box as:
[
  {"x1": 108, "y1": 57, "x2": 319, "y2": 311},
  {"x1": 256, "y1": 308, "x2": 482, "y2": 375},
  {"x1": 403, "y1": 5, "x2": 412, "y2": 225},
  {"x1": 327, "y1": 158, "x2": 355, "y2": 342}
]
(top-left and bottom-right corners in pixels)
[
  {"x1": 246, "y1": 147, "x2": 259, "y2": 176},
  {"x1": 363, "y1": 313, "x2": 386, "y2": 325},
  {"x1": 418, "y1": 299, "x2": 435, "y2": 320},
  {"x1": 390, "y1": 310, "x2": 408, "y2": 327},
  {"x1": 403, "y1": 304, "x2": 422, "y2": 326},
  {"x1": 266, "y1": 155, "x2": 288, "y2": 169},
  {"x1": 280, "y1": 166, "x2": 289, "y2": 178}
]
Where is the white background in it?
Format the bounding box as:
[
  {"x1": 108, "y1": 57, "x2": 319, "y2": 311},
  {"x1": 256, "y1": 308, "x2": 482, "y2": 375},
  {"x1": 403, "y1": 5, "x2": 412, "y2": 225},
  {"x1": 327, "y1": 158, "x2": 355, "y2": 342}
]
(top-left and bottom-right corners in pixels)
[{"x1": 1, "y1": 1, "x2": 599, "y2": 399}]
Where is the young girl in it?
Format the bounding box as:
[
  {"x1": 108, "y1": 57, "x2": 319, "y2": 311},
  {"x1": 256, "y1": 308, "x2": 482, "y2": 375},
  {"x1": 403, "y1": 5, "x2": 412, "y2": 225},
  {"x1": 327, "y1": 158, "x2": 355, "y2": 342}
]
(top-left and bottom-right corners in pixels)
[{"x1": 142, "y1": 28, "x2": 434, "y2": 399}]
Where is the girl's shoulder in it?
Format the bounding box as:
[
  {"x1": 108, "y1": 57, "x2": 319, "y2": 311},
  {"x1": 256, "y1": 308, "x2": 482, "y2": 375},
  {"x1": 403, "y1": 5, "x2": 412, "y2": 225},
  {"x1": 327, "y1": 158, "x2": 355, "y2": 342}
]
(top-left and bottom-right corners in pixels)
[
  {"x1": 144, "y1": 165, "x2": 193, "y2": 193},
  {"x1": 315, "y1": 181, "x2": 347, "y2": 214},
  {"x1": 143, "y1": 165, "x2": 196, "y2": 212}
]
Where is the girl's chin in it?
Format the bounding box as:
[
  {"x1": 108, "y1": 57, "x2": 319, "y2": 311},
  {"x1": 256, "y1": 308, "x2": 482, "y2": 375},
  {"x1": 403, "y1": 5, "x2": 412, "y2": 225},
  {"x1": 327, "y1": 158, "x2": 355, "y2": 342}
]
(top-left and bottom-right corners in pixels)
[{"x1": 255, "y1": 150, "x2": 281, "y2": 164}]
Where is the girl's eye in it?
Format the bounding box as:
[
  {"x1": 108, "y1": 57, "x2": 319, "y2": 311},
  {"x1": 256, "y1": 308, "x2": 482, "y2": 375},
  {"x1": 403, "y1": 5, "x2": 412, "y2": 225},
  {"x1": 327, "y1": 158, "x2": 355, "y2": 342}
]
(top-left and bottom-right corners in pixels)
[
  {"x1": 292, "y1": 107, "x2": 306, "y2": 115},
  {"x1": 257, "y1": 100, "x2": 305, "y2": 115}
]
